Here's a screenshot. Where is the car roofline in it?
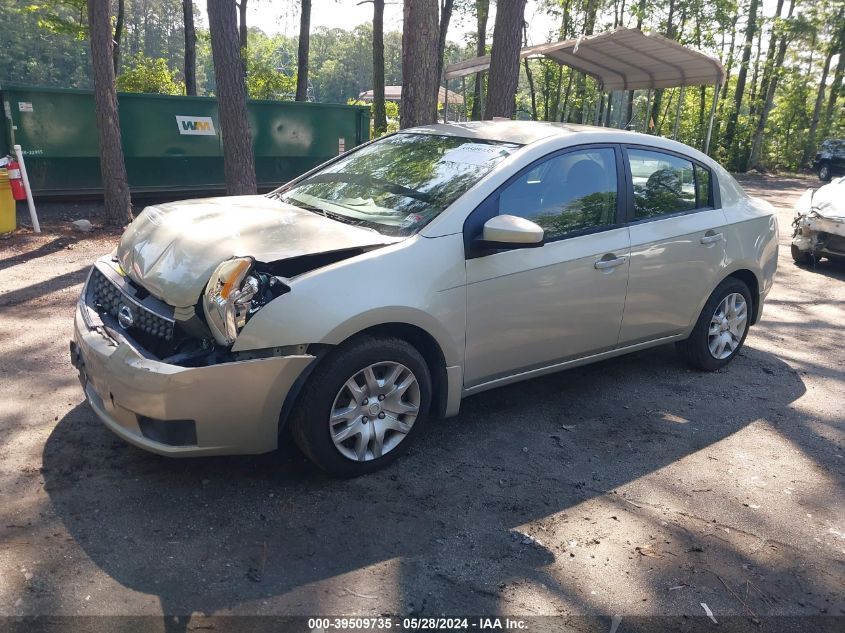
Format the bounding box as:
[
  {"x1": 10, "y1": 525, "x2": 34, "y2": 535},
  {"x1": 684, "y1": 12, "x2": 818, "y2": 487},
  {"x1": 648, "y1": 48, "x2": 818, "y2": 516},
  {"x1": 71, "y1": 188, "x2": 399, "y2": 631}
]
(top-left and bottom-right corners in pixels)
[{"x1": 398, "y1": 122, "x2": 715, "y2": 164}]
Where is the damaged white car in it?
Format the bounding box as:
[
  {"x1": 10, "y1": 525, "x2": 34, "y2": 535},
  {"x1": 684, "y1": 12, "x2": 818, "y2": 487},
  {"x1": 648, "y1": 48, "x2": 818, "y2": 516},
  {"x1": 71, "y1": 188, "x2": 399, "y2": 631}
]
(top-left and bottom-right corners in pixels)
[{"x1": 791, "y1": 176, "x2": 845, "y2": 265}]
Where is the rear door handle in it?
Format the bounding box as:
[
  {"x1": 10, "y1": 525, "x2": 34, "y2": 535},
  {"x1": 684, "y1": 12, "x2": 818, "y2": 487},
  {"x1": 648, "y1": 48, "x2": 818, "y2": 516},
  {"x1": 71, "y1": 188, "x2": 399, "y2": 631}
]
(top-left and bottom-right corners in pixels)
[
  {"x1": 700, "y1": 232, "x2": 724, "y2": 244},
  {"x1": 594, "y1": 256, "x2": 627, "y2": 270}
]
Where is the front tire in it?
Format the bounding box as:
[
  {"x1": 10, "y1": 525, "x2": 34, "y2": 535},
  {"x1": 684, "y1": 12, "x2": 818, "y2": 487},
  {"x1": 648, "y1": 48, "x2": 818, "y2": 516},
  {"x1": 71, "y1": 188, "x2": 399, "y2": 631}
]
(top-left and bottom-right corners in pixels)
[
  {"x1": 818, "y1": 163, "x2": 832, "y2": 181},
  {"x1": 791, "y1": 243, "x2": 812, "y2": 265},
  {"x1": 290, "y1": 336, "x2": 431, "y2": 477},
  {"x1": 676, "y1": 278, "x2": 752, "y2": 371}
]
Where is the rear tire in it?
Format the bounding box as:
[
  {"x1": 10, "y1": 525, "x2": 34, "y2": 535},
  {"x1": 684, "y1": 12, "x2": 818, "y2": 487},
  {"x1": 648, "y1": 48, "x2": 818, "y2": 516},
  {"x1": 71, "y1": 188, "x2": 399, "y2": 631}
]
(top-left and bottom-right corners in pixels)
[
  {"x1": 289, "y1": 336, "x2": 431, "y2": 477},
  {"x1": 818, "y1": 163, "x2": 832, "y2": 181},
  {"x1": 791, "y1": 243, "x2": 812, "y2": 265},
  {"x1": 676, "y1": 278, "x2": 752, "y2": 371}
]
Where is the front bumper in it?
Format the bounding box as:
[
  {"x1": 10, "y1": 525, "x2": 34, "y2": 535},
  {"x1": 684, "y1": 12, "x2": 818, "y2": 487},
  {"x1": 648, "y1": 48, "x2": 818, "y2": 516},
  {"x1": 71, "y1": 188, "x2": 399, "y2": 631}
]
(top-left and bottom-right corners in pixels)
[
  {"x1": 792, "y1": 213, "x2": 845, "y2": 258},
  {"x1": 71, "y1": 302, "x2": 315, "y2": 457}
]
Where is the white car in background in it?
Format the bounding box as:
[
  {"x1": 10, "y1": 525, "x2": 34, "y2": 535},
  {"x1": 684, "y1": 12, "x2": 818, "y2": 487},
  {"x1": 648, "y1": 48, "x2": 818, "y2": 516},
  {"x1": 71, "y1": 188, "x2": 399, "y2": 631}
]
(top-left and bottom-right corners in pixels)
[
  {"x1": 791, "y1": 176, "x2": 845, "y2": 265},
  {"x1": 71, "y1": 122, "x2": 779, "y2": 476}
]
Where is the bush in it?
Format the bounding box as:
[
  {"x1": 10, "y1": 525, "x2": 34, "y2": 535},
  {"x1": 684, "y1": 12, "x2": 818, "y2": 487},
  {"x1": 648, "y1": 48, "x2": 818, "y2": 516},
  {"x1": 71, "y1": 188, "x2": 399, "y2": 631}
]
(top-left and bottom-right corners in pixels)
[{"x1": 116, "y1": 54, "x2": 185, "y2": 96}]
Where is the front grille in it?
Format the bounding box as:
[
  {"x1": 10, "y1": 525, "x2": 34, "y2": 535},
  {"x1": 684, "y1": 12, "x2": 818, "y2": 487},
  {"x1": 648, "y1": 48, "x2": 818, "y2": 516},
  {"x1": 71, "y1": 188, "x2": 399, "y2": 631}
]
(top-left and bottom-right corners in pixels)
[{"x1": 87, "y1": 266, "x2": 175, "y2": 341}]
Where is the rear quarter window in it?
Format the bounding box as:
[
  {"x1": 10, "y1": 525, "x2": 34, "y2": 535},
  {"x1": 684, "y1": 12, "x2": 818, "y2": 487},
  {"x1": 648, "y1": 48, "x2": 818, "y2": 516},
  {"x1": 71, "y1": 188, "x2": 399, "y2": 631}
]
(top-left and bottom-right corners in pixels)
[{"x1": 710, "y1": 161, "x2": 743, "y2": 207}]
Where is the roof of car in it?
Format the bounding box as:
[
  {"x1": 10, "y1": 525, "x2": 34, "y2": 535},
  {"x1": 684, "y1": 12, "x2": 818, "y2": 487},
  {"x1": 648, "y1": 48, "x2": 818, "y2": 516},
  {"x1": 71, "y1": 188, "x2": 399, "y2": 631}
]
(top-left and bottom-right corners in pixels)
[
  {"x1": 403, "y1": 121, "x2": 650, "y2": 146},
  {"x1": 401, "y1": 120, "x2": 717, "y2": 167}
]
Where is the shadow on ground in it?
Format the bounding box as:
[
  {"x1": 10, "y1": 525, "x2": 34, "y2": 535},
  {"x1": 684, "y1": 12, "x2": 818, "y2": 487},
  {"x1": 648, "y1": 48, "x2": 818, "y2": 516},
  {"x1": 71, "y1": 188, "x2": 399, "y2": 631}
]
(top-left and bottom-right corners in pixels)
[{"x1": 36, "y1": 340, "x2": 840, "y2": 631}]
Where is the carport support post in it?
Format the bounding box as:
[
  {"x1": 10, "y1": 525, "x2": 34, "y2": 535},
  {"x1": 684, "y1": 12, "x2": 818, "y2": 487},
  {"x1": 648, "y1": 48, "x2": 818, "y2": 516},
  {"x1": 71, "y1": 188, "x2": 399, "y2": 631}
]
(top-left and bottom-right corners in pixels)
[
  {"x1": 594, "y1": 90, "x2": 604, "y2": 125},
  {"x1": 461, "y1": 76, "x2": 467, "y2": 121},
  {"x1": 704, "y1": 82, "x2": 720, "y2": 155},
  {"x1": 672, "y1": 86, "x2": 685, "y2": 139}
]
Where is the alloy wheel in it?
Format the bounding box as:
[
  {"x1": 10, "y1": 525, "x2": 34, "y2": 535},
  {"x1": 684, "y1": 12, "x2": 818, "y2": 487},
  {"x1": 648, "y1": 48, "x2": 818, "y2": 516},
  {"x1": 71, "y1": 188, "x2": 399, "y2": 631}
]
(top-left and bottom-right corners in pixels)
[
  {"x1": 708, "y1": 292, "x2": 748, "y2": 360},
  {"x1": 329, "y1": 361, "x2": 421, "y2": 462}
]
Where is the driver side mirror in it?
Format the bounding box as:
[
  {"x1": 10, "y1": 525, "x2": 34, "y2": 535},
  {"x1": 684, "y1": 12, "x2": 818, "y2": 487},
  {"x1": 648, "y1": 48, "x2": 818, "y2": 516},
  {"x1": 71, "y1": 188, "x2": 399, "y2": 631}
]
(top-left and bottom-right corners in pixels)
[{"x1": 475, "y1": 214, "x2": 545, "y2": 251}]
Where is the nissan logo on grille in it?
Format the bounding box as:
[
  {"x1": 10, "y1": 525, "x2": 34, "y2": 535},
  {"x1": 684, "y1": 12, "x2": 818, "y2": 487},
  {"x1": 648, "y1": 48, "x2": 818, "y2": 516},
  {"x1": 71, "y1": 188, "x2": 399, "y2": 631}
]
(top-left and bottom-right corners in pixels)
[{"x1": 117, "y1": 304, "x2": 134, "y2": 329}]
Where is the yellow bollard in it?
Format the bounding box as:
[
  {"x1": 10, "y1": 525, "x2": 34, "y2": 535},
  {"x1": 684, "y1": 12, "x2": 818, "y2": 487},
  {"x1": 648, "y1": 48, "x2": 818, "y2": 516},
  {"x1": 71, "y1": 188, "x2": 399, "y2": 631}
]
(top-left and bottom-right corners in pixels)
[{"x1": 0, "y1": 169, "x2": 17, "y2": 234}]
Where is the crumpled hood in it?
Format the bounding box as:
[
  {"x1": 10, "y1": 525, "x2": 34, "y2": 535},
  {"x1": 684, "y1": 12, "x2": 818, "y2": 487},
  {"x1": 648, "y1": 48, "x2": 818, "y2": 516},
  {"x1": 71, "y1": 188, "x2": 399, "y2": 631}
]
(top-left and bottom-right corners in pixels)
[
  {"x1": 814, "y1": 177, "x2": 845, "y2": 220},
  {"x1": 117, "y1": 195, "x2": 396, "y2": 307}
]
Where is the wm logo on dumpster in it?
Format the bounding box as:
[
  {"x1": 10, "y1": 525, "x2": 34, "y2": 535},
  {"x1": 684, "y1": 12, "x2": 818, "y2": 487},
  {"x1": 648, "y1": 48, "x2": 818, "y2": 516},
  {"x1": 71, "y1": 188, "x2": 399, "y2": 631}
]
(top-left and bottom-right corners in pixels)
[{"x1": 175, "y1": 115, "x2": 217, "y2": 136}]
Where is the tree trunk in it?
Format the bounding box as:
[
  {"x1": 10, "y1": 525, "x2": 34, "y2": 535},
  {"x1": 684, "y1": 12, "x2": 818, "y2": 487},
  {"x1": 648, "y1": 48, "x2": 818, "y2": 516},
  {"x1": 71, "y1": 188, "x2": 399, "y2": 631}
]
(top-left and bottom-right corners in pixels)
[
  {"x1": 87, "y1": 0, "x2": 132, "y2": 225},
  {"x1": 295, "y1": 0, "x2": 311, "y2": 101},
  {"x1": 722, "y1": 0, "x2": 760, "y2": 160},
  {"x1": 625, "y1": 0, "x2": 645, "y2": 129},
  {"x1": 573, "y1": 0, "x2": 598, "y2": 123},
  {"x1": 237, "y1": 0, "x2": 248, "y2": 52},
  {"x1": 718, "y1": 11, "x2": 740, "y2": 120},
  {"x1": 471, "y1": 0, "x2": 489, "y2": 120},
  {"x1": 747, "y1": 0, "x2": 795, "y2": 170},
  {"x1": 207, "y1": 0, "x2": 256, "y2": 195},
  {"x1": 748, "y1": 23, "x2": 763, "y2": 117},
  {"x1": 524, "y1": 59, "x2": 537, "y2": 120},
  {"x1": 821, "y1": 29, "x2": 845, "y2": 140},
  {"x1": 372, "y1": 0, "x2": 387, "y2": 134},
  {"x1": 401, "y1": 0, "x2": 439, "y2": 128},
  {"x1": 113, "y1": 0, "x2": 125, "y2": 76},
  {"x1": 485, "y1": 0, "x2": 527, "y2": 119},
  {"x1": 551, "y1": 64, "x2": 563, "y2": 121},
  {"x1": 436, "y1": 0, "x2": 455, "y2": 86},
  {"x1": 648, "y1": 0, "x2": 677, "y2": 134},
  {"x1": 560, "y1": 69, "x2": 573, "y2": 121},
  {"x1": 821, "y1": 12, "x2": 845, "y2": 138},
  {"x1": 752, "y1": 0, "x2": 785, "y2": 121},
  {"x1": 523, "y1": 23, "x2": 537, "y2": 120},
  {"x1": 183, "y1": 0, "x2": 197, "y2": 95},
  {"x1": 801, "y1": 46, "x2": 834, "y2": 167},
  {"x1": 802, "y1": 14, "x2": 843, "y2": 167}
]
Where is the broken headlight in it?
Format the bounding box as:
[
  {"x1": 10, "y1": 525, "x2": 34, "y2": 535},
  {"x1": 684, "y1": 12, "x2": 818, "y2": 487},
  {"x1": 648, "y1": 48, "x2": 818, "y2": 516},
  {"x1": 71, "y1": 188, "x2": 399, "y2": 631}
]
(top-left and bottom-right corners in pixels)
[{"x1": 202, "y1": 257, "x2": 260, "y2": 346}]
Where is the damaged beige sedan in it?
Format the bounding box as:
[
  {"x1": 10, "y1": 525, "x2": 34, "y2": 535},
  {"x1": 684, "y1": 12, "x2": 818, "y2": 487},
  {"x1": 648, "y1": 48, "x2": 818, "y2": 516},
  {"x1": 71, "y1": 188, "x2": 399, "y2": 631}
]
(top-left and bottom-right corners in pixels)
[{"x1": 72, "y1": 122, "x2": 779, "y2": 476}]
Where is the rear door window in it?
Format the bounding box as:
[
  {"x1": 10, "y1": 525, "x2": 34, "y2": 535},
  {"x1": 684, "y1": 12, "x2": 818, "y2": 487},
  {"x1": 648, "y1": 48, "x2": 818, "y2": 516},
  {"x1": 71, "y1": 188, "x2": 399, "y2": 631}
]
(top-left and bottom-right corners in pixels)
[{"x1": 627, "y1": 149, "x2": 697, "y2": 219}]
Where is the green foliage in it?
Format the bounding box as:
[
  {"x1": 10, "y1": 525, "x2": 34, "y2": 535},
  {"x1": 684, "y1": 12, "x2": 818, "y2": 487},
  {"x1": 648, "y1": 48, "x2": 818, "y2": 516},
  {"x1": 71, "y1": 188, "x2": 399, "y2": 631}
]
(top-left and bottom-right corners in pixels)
[
  {"x1": 0, "y1": 0, "x2": 90, "y2": 87},
  {"x1": 116, "y1": 54, "x2": 185, "y2": 95},
  {"x1": 25, "y1": 0, "x2": 87, "y2": 39},
  {"x1": 244, "y1": 35, "x2": 297, "y2": 100},
  {"x1": 2, "y1": 0, "x2": 843, "y2": 174},
  {"x1": 347, "y1": 99, "x2": 400, "y2": 136}
]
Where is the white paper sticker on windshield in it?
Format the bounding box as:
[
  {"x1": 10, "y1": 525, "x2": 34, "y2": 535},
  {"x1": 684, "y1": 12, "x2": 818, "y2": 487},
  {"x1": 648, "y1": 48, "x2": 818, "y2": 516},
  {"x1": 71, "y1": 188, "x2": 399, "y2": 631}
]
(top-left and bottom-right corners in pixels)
[{"x1": 441, "y1": 143, "x2": 509, "y2": 166}]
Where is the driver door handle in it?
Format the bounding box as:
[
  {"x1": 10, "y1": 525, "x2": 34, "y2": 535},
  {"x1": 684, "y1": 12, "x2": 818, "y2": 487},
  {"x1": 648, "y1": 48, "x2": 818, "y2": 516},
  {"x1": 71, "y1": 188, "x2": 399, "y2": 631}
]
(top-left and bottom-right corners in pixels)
[
  {"x1": 594, "y1": 256, "x2": 627, "y2": 270},
  {"x1": 700, "y1": 232, "x2": 724, "y2": 245}
]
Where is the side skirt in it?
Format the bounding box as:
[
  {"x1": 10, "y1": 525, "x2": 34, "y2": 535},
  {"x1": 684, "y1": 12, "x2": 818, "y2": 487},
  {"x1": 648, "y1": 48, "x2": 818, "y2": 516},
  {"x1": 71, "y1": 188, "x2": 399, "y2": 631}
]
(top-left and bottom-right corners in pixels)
[{"x1": 462, "y1": 334, "x2": 684, "y2": 398}]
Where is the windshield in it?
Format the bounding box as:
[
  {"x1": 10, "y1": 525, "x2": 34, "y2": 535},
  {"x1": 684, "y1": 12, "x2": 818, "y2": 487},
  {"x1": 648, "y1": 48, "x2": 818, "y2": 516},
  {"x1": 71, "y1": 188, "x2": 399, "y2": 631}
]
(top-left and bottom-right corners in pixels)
[{"x1": 271, "y1": 133, "x2": 520, "y2": 236}]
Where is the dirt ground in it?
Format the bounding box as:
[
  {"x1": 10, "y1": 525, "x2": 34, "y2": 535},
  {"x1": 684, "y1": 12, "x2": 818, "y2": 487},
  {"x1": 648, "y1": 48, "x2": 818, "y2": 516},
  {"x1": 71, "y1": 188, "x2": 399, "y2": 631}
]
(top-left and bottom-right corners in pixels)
[{"x1": 0, "y1": 174, "x2": 843, "y2": 630}]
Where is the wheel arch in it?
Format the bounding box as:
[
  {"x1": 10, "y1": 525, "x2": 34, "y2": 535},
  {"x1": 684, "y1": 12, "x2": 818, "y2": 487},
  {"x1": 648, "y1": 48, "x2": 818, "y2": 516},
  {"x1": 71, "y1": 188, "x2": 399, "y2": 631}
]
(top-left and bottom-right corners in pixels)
[
  {"x1": 278, "y1": 321, "x2": 453, "y2": 436},
  {"x1": 685, "y1": 267, "x2": 764, "y2": 337},
  {"x1": 726, "y1": 268, "x2": 761, "y2": 325},
  {"x1": 351, "y1": 322, "x2": 450, "y2": 419}
]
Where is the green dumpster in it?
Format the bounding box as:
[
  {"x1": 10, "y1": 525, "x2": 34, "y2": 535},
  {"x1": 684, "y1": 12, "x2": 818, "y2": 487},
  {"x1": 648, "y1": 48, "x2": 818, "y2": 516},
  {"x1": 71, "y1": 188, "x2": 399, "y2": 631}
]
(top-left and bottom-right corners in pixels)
[{"x1": 0, "y1": 84, "x2": 370, "y2": 198}]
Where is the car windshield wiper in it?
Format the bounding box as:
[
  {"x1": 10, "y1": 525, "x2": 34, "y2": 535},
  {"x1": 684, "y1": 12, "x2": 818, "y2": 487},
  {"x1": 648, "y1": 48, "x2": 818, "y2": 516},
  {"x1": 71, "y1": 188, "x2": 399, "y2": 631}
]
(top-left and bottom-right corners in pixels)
[{"x1": 320, "y1": 209, "x2": 376, "y2": 229}]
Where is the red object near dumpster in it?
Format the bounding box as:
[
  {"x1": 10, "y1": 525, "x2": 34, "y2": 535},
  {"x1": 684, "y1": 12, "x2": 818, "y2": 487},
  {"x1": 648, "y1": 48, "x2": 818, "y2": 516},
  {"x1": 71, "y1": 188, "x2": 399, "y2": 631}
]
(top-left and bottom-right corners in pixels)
[{"x1": 6, "y1": 159, "x2": 25, "y2": 200}]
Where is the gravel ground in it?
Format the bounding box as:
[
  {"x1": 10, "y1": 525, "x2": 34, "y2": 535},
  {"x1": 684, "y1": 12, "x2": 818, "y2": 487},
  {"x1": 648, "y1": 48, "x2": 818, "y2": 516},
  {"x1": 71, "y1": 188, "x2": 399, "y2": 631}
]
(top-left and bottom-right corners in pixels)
[{"x1": 0, "y1": 174, "x2": 843, "y2": 630}]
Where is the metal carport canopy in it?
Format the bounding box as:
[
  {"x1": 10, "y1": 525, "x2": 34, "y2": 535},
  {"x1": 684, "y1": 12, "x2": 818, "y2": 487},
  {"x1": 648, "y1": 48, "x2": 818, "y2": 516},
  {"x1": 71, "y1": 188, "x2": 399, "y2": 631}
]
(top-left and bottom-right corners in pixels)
[{"x1": 444, "y1": 27, "x2": 725, "y2": 91}]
